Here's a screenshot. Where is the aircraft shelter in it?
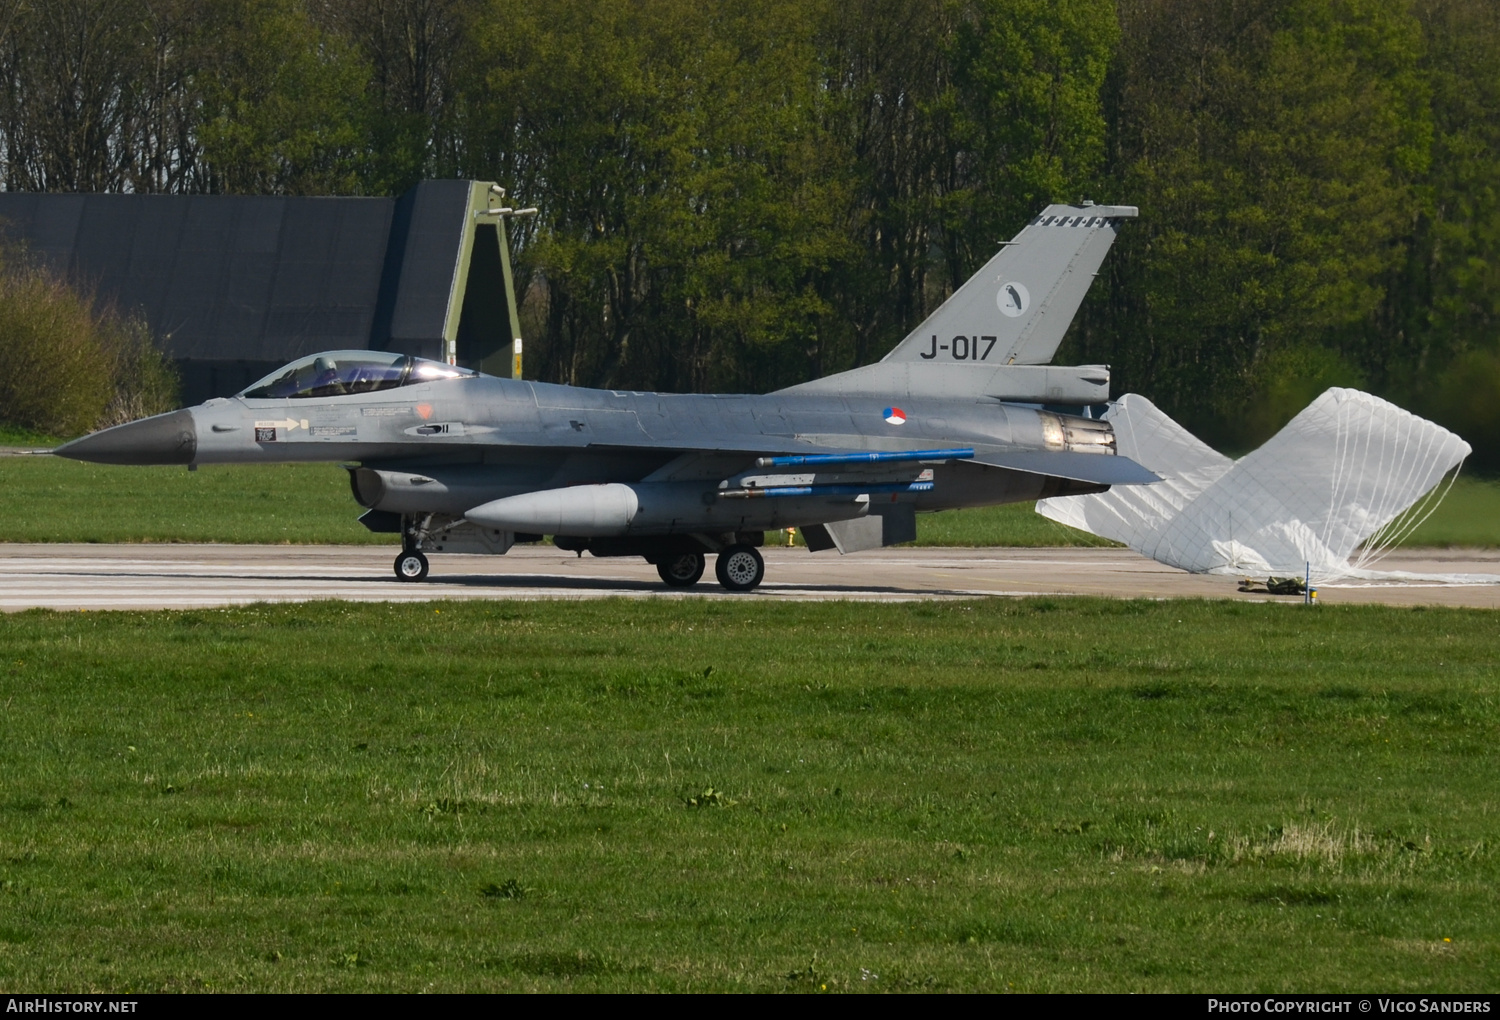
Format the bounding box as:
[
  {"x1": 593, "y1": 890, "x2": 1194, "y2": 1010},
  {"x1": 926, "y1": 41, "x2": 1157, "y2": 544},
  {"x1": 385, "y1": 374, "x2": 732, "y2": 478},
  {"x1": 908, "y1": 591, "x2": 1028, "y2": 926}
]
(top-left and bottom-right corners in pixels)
[{"x1": 0, "y1": 180, "x2": 515, "y2": 405}]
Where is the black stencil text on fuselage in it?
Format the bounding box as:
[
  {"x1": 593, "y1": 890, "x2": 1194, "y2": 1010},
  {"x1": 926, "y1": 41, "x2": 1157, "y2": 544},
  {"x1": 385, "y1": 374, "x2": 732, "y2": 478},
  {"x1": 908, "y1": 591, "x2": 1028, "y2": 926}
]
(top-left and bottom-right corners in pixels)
[{"x1": 919, "y1": 335, "x2": 1000, "y2": 361}]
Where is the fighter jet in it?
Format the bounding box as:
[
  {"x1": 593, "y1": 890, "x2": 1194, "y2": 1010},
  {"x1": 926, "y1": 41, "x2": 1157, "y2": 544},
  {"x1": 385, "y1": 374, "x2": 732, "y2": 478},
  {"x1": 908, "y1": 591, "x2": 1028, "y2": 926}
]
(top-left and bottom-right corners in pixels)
[{"x1": 56, "y1": 202, "x2": 1155, "y2": 591}]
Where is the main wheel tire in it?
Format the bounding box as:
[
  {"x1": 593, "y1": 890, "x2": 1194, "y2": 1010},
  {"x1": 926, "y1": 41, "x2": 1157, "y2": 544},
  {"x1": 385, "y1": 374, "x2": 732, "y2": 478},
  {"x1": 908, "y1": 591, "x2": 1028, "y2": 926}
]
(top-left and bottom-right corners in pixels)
[
  {"x1": 714, "y1": 544, "x2": 764, "y2": 592},
  {"x1": 656, "y1": 552, "x2": 705, "y2": 588},
  {"x1": 394, "y1": 549, "x2": 429, "y2": 582}
]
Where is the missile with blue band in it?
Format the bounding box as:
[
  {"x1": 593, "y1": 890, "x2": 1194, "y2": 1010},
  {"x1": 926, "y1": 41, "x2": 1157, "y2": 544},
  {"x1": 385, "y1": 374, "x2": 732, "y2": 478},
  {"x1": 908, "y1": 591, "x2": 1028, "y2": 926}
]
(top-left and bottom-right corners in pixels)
[
  {"x1": 719, "y1": 481, "x2": 935, "y2": 500},
  {"x1": 753, "y1": 447, "x2": 974, "y2": 468}
]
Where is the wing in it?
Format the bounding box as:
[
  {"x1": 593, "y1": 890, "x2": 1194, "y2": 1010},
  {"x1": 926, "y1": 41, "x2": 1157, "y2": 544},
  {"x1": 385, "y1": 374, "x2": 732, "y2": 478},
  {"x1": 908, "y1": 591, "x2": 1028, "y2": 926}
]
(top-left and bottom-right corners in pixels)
[
  {"x1": 970, "y1": 446, "x2": 1160, "y2": 486},
  {"x1": 626, "y1": 441, "x2": 1157, "y2": 487}
]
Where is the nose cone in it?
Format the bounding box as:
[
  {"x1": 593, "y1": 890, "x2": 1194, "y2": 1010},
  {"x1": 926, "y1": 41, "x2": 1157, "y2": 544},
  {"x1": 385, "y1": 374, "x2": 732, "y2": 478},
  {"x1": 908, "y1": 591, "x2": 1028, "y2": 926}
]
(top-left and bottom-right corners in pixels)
[{"x1": 54, "y1": 409, "x2": 197, "y2": 465}]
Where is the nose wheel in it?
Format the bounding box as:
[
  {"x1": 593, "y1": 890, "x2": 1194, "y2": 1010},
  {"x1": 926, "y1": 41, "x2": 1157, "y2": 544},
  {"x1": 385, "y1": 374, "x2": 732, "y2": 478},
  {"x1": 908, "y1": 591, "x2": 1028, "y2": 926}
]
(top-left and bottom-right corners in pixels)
[
  {"x1": 394, "y1": 549, "x2": 429, "y2": 582},
  {"x1": 714, "y1": 544, "x2": 764, "y2": 592},
  {"x1": 656, "y1": 552, "x2": 706, "y2": 588}
]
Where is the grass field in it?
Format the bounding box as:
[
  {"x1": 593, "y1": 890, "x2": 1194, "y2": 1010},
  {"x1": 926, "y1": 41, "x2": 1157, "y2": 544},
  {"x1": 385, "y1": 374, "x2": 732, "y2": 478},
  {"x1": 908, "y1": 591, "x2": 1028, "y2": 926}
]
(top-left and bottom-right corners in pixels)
[
  {"x1": 0, "y1": 426, "x2": 59, "y2": 447},
  {"x1": 5, "y1": 453, "x2": 1499, "y2": 548},
  {"x1": 4, "y1": 459, "x2": 393, "y2": 545},
  {"x1": 1390, "y1": 476, "x2": 1500, "y2": 548},
  {"x1": 0, "y1": 598, "x2": 1496, "y2": 991}
]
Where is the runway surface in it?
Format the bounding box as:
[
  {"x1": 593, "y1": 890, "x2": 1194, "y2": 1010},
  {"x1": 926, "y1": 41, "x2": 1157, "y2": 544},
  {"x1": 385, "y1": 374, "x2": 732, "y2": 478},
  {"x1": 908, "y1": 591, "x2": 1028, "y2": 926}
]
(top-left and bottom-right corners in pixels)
[{"x1": 2, "y1": 543, "x2": 1498, "y2": 611}]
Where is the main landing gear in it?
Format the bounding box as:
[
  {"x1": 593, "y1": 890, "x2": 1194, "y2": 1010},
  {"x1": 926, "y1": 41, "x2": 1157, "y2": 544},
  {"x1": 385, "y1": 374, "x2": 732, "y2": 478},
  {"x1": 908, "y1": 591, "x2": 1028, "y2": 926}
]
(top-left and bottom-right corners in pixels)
[
  {"x1": 714, "y1": 544, "x2": 765, "y2": 592},
  {"x1": 653, "y1": 545, "x2": 765, "y2": 592},
  {"x1": 390, "y1": 522, "x2": 767, "y2": 591},
  {"x1": 656, "y1": 551, "x2": 706, "y2": 588}
]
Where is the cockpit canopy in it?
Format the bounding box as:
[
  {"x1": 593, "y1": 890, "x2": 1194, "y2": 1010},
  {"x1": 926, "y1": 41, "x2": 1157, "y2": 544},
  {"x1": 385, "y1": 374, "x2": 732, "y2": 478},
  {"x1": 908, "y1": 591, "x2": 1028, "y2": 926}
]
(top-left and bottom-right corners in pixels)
[{"x1": 238, "y1": 352, "x2": 477, "y2": 400}]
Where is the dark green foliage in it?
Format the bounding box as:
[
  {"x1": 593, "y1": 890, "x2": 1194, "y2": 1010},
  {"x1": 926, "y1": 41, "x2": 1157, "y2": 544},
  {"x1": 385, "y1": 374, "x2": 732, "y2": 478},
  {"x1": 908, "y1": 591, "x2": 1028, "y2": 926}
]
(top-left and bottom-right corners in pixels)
[
  {"x1": 0, "y1": 0, "x2": 369, "y2": 195},
  {"x1": 0, "y1": 262, "x2": 112, "y2": 435},
  {"x1": 468, "y1": 0, "x2": 858, "y2": 392},
  {"x1": 0, "y1": 253, "x2": 179, "y2": 436},
  {"x1": 1073, "y1": 0, "x2": 1431, "y2": 442},
  {"x1": 193, "y1": 0, "x2": 370, "y2": 195},
  {"x1": 1397, "y1": 0, "x2": 1500, "y2": 468},
  {"x1": 1421, "y1": 352, "x2": 1500, "y2": 471},
  {"x1": 2, "y1": 1, "x2": 1499, "y2": 461},
  {"x1": 97, "y1": 318, "x2": 182, "y2": 429}
]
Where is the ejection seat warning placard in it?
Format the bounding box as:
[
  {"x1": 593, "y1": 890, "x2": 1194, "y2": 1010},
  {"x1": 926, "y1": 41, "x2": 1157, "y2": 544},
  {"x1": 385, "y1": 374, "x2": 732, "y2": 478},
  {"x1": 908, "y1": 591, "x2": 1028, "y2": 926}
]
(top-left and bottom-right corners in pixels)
[{"x1": 254, "y1": 419, "x2": 308, "y2": 442}]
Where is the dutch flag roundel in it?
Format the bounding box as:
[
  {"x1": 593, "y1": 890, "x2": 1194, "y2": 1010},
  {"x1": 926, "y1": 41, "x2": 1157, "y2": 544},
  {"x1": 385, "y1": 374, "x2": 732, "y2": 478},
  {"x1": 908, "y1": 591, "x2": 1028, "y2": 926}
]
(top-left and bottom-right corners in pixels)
[{"x1": 883, "y1": 407, "x2": 907, "y2": 425}]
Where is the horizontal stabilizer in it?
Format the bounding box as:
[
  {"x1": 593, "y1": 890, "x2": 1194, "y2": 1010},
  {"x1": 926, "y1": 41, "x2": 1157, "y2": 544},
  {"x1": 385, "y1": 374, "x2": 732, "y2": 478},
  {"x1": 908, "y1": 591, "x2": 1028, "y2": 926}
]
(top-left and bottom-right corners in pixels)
[{"x1": 972, "y1": 448, "x2": 1159, "y2": 486}]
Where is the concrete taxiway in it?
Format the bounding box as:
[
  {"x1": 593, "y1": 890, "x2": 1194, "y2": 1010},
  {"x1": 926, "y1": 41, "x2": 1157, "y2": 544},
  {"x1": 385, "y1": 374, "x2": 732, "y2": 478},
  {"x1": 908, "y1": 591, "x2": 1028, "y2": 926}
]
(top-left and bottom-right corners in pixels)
[{"x1": 2, "y1": 544, "x2": 1498, "y2": 611}]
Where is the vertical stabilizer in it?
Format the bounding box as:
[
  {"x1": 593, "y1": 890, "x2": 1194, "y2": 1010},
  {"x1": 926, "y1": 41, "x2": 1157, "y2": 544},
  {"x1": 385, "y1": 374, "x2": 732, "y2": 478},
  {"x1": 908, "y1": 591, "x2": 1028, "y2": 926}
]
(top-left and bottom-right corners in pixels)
[{"x1": 883, "y1": 204, "x2": 1137, "y2": 367}]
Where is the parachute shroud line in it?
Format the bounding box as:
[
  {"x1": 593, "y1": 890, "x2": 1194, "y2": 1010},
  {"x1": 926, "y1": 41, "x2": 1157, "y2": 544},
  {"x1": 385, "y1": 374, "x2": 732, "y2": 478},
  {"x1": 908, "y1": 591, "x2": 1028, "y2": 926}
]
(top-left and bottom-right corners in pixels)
[{"x1": 1037, "y1": 389, "x2": 1477, "y2": 583}]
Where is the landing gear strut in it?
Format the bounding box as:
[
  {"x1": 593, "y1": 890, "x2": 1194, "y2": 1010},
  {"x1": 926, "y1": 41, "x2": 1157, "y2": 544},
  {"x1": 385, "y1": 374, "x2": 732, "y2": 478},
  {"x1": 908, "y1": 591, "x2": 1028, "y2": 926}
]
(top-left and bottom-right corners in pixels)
[
  {"x1": 656, "y1": 552, "x2": 706, "y2": 588},
  {"x1": 395, "y1": 516, "x2": 430, "y2": 582},
  {"x1": 714, "y1": 544, "x2": 764, "y2": 592}
]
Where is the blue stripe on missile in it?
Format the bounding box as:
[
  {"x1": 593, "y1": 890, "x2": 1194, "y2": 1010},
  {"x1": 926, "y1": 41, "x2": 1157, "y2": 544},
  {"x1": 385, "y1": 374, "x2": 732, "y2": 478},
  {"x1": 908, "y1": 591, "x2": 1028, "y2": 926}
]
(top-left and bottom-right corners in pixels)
[{"x1": 755, "y1": 448, "x2": 973, "y2": 468}]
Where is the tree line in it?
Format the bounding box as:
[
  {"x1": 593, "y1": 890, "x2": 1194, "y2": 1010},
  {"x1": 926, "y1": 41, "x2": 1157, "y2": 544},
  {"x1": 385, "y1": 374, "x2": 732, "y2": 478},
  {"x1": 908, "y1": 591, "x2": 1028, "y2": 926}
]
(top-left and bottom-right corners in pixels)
[{"x1": 2, "y1": 0, "x2": 1497, "y2": 462}]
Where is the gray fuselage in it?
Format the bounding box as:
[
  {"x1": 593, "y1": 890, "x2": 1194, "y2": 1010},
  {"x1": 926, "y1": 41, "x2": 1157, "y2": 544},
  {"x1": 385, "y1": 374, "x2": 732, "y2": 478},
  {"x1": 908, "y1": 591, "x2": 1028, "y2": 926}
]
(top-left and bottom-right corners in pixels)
[{"x1": 67, "y1": 368, "x2": 1117, "y2": 539}]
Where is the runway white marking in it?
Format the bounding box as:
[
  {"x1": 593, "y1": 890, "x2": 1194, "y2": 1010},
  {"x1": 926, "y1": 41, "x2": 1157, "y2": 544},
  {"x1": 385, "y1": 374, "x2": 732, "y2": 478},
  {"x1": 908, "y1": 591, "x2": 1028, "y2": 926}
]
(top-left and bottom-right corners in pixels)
[{"x1": 2, "y1": 544, "x2": 1497, "y2": 611}]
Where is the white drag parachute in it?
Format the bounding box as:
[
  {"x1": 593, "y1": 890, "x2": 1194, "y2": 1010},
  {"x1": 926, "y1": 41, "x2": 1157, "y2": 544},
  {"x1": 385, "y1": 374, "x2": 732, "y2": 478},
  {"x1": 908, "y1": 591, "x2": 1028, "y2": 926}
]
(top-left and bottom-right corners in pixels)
[{"x1": 1037, "y1": 389, "x2": 1471, "y2": 577}]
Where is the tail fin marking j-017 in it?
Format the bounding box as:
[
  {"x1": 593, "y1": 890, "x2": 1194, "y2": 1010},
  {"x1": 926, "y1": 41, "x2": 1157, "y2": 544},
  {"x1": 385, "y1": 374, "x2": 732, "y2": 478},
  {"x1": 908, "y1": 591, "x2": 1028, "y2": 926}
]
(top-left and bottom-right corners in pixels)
[{"x1": 883, "y1": 203, "x2": 1138, "y2": 368}]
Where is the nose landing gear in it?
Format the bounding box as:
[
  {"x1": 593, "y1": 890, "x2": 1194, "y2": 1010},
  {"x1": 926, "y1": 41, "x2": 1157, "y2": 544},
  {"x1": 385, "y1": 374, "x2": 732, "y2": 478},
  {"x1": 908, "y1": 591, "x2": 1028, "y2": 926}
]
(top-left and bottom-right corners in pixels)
[
  {"x1": 394, "y1": 514, "x2": 433, "y2": 582},
  {"x1": 394, "y1": 549, "x2": 429, "y2": 582}
]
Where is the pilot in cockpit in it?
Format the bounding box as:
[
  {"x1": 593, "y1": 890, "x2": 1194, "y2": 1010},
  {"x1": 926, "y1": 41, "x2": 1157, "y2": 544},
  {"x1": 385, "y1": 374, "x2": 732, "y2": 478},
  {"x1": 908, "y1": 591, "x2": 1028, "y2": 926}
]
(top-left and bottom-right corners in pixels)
[
  {"x1": 312, "y1": 356, "x2": 346, "y2": 395},
  {"x1": 240, "y1": 351, "x2": 476, "y2": 400}
]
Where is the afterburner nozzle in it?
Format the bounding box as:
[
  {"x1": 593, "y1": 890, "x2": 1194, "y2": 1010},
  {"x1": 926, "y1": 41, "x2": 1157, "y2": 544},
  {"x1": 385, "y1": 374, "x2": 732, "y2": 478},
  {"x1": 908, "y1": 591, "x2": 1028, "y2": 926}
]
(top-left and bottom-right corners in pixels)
[{"x1": 54, "y1": 409, "x2": 197, "y2": 465}]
